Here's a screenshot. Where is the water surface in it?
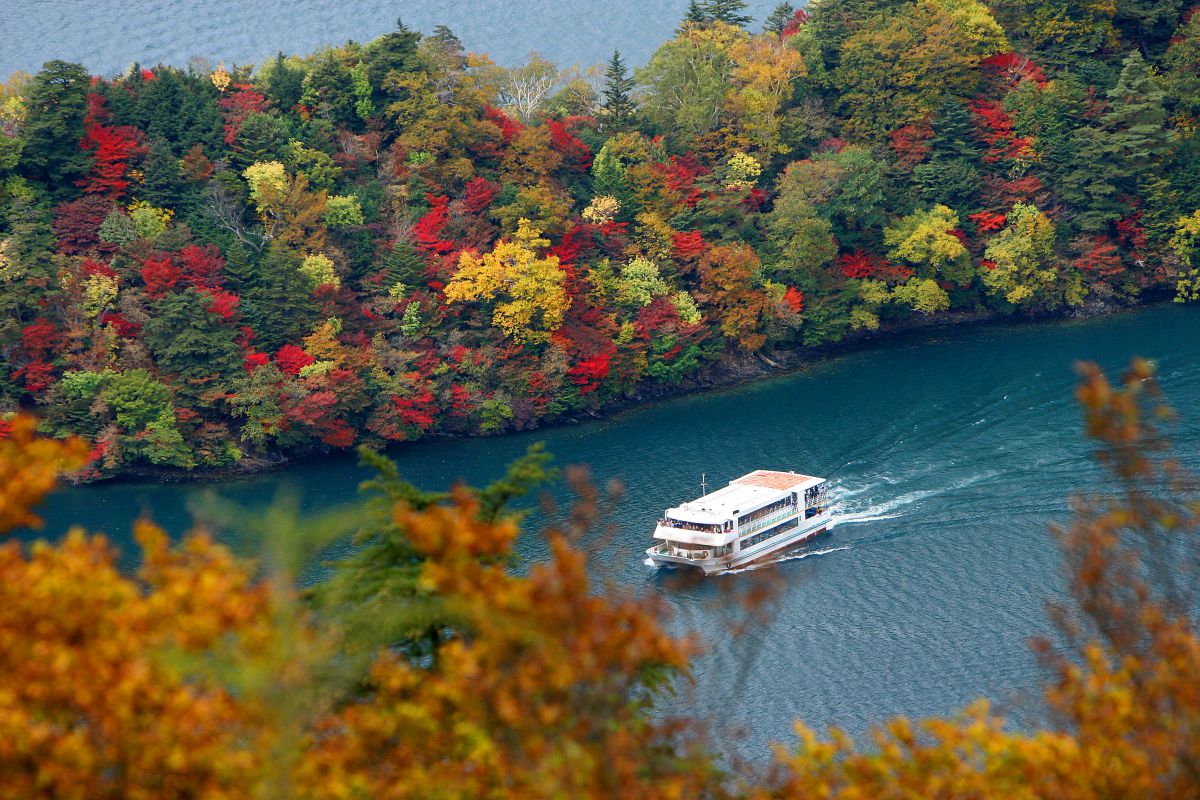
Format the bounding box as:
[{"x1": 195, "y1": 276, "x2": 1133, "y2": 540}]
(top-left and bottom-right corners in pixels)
[
  {"x1": 3, "y1": 0, "x2": 784, "y2": 77},
  {"x1": 29, "y1": 305, "x2": 1200, "y2": 759}
]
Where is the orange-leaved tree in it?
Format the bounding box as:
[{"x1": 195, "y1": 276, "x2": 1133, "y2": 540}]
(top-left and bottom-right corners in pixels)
[{"x1": 0, "y1": 416, "x2": 722, "y2": 798}]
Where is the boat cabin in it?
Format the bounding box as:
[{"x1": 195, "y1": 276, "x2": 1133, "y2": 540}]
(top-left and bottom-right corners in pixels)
[{"x1": 653, "y1": 470, "x2": 828, "y2": 557}]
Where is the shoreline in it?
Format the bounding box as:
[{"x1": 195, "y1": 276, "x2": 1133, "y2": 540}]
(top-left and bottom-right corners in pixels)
[{"x1": 73, "y1": 296, "x2": 1160, "y2": 488}]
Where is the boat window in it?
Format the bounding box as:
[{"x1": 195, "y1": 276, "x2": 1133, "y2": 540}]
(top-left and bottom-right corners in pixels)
[
  {"x1": 738, "y1": 517, "x2": 800, "y2": 551},
  {"x1": 735, "y1": 496, "x2": 797, "y2": 527},
  {"x1": 660, "y1": 517, "x2": 724, "y2": 533}
]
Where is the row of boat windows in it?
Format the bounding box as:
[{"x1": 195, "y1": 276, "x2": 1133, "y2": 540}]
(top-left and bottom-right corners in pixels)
[
  {"x1": 660, "y1": 485, "x2": 827, "y2": 534},
  {"x1": 663, "y1": 516, "x2": 806, "y2": 560},
  {"x1": 735, "y1": 496, "x2": 797, "y2": 527},
  {"x1": 738, "y1": 517, "x2": 799, "y2": 551},
  {"x1": 658, "y1": 518, "x2": 726, "y2": 533}
]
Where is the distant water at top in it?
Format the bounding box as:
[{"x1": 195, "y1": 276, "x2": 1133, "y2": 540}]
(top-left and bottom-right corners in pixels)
[{"x1": 2, "y1": 0, "x2": 786, "y2": 78}]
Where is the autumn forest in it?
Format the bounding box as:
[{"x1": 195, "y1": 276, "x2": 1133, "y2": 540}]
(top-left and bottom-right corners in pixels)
[
  {"x1": 3, "y1": 0, "x2": 1200, "y2": 797},
  {"x1": 2, "y1": 0, "x2": 1199, "y2": 478}
]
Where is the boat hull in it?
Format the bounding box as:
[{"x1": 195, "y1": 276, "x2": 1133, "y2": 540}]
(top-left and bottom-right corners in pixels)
[{"x1": 647, "y1": 512, "x2": 831, "y2": 575}]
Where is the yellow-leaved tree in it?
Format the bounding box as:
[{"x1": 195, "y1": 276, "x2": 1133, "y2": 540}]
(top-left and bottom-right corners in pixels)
[{"x1": 443, "y1": 218, "x2": 569, "y2": 344}]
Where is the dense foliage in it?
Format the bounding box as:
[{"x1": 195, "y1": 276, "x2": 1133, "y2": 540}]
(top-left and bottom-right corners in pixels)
[
  {"x1": 1, "y1": 358, "x2": 1198, "y2": 797},
  {"x1": 3, "y1": 4, "x2": 1200, "y2": 477}
]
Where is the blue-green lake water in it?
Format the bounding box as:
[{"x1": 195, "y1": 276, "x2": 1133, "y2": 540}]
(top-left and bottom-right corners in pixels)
[
  {"x1": 1, "y1": 0, "x2": 786, "y2": 78},
  {"x1": 26, "y1": 304, "x2": 1200, "y2": 760}
]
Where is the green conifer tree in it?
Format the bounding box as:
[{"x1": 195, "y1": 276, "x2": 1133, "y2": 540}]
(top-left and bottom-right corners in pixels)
[
  {"x1": 1072, "y1": 52, "x2": 1173, "y2": 231},
  {"x1": 700, "y1": 0, "x2": 752, "y2": 27},
  {"x1": 139, "y1": 140, "x2": 188, "y2": 211},
  {"x1": 233, "y1": 113, "x2": 292, "y2": 167},
  {"x1": 680, "y1": 0, "x2": 706, "y2": 30},
  {"x1": 590, "y1": 141, "x2": 638, "y2": 221},
  {"x1": 239, "y1": 247, "x2": 319, "y2": 351},
  {"x1": 602, "y1": 51, "x2": 637, "y2": 130},
  {"x1": 19, "y1": 60, "x2": 91, "y2": 197},
  {"x1": 381, "y1": 240, "x2": 426, "y2": 288},
  {"x1": 263, "y1": 52, "x2": 306, "y2": 112},
  {"x1": 912, "y1": 99, "x2": 981, "y2": 210},
  {"x1": 765, "y1": 2, "x2": 796, "y2": 34},
  {"x1": 142, "y1": 288, "x2": 243, "y2": 394}
]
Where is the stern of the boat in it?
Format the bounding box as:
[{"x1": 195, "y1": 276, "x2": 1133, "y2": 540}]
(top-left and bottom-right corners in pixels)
[{"x1": 646, "y1": 543, "x2": 730, "y2": 575}]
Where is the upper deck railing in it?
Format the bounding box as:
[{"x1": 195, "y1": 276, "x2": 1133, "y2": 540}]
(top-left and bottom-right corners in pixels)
[
  {"x1": 736, "y1": 505, "x2": 800, "y2": 537},
  {"x1": 656, "y1": 518, "x2": 724, "y2": 534}
]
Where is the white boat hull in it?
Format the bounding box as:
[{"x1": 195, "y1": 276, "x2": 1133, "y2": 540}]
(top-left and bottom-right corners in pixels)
[{"x1": 646, "y1": 511, "x2": 832, "y2": 575}]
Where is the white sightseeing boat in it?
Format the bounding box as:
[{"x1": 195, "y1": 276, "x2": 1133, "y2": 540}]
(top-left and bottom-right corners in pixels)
[{"x1": 646, "y1": 470, "x2": 831, "y2": 575}]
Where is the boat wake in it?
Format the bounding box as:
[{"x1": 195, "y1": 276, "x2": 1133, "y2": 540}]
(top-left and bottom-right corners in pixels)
[
  {"x1": 717, "y1": 545, "x2": 851, "y2": 575},
  {"x1": 827, "y1": 511, "x2": 901, "y2": 529},
  {"x1": 827, "y1": 470, "x2": 998, "y2": 529}
]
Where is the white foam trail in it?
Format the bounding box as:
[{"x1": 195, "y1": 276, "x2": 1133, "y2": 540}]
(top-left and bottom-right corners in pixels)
[
  {"x1": 829, "y1": 470, "x2": 999, "y2": 525},
  {"x1": 827, "y1": 512, "x2": 901, "y2": 529},
  {"x1": 778, "y1": 545, "x2": 849, "y2": 562},
  {"x1": 718, "y1": 545, "x2": 851, "y2": 575},
  {"x1": 830, "y1": 487, "x2": 937, "y2": 520},
  {"x1": 644, "y1": 557, "x2": 655, "y2": 567}
]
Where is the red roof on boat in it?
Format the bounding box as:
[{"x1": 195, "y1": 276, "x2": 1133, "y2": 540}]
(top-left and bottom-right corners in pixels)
[{"x1": 731, "y1": 470, "x2": 813, "y2": 490}]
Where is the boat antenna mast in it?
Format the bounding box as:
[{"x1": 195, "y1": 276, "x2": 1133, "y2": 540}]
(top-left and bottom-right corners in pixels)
[{"x1": 700, "y1": 472, "x2": 708, "y2": 496}]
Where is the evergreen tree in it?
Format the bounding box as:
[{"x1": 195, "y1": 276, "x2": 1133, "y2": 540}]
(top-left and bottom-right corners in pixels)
[
  {"x1": 139, "y1": 140, "x2": 188, "y2": 211},
  {"x1": 912, "y1": 99, "x2": 981, "y2": 210},
  {"x1": 590, "y1": 141, "x2": 638, "y2": 220},
  {"x1": 0, "y1": 194, "x2": 56, "y2": 352},
  {"x1": 430, "y1": 24, "x2": 463, "y2": 52},
  {"x1": 381, "y1": 240, "x2": 425, "y2": 289},
  {"x1": 1114, "y1": 0, "x2": 1184, "y2": 57},
  {"x1": 765, "y1": 2, "x2": 796, "y2": 34},
  {"x1": 425, "y1": 25, "x2": 468, "y2": 75},
  {"x1": 239, "y1": 247, "x2": 318, "y2": 351},
  {"x1": 602, "y1": 51, "x2": 637, "y2": 130},
  {"x1": 680, "y1": 0, "x2": 706, "y2": 30},
  {"x1": 1167, "y1": 133, "x2": 1200, "y2": 214},
  {"x1": 233, "y1": 113, "x2": 292, "y2": 167},
  {"x1": 263, "y1": 52, "x2": 306, "y2": 112},
  {"x1": 304, "y1": 53, "x2": 359, "y2": 129},
  {"x1": 700, "y1": 0, "x2": 752, "y2": 27},
  {"x1": 1103, "y1": 51, "x2": 1172, "y2": 189},
  {"x1": 142, "y1": 288, "x2": 243, "y2": 391},
  {"x1": 20, "y1": 60, "x2": 91, "y2": 197},
  {"x1": 1072, "y1": 52, "x2": 1172, "y2": 231},
  {"x1": 927, "y1": 99, "x2": 979, "y2": 163},
  {"x1": 128, "y1": 68, "x2": 223, "y2": 156},
  {"x1": 365, "y1": 17, "x2": 425, "y2": 108}
]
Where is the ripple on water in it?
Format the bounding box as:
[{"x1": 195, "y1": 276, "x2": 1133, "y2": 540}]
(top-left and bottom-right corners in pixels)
[{"x1": 25, "y1": 305, "x2": 1200, "y2": 762}]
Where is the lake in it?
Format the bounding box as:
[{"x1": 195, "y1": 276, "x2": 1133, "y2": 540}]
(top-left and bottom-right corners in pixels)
[
  {"x1": 2, "y1": 0, "x2": 787, "y2": 78},
  {"x1": 27, "y1": 303, "x2": 1200, "y2": 761}
]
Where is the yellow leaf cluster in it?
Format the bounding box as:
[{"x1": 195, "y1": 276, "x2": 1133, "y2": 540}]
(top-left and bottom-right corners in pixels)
[
  {"x1": 297, "y1": 488, "x2": 715, "y2": 798},
  {"x1": 884, "y1": 204, "x2": 970, "y2": 280},
  {"x1": 210, "y1": 64, "x2": 231, "y2": 92},
  {"x1": 298, "y1": 252, "x2": 339, "y2": 288},
  {"x1": 727, "y1": 36, "x2": 807, "y2": 154},
  {"x1": 243, "y1": 161, "x2": 289, "y2": 213},
  {"x1": 444, "y1": 219, "x2": 569, "y2": 343},
  {"x1": 581, "y1": 194, "x2": 620, "y2": 225},
  {"x1": 127, "y1": 200, "x2": 173, "y2": 239},
  {"x1": 83, "y1": 273, "x2": 119, "y2": 319}
]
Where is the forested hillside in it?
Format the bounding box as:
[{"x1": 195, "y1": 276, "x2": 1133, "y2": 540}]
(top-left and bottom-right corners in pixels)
[{"x1": 2, "y1": 0, "x2": 1199, "y2": 478}]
